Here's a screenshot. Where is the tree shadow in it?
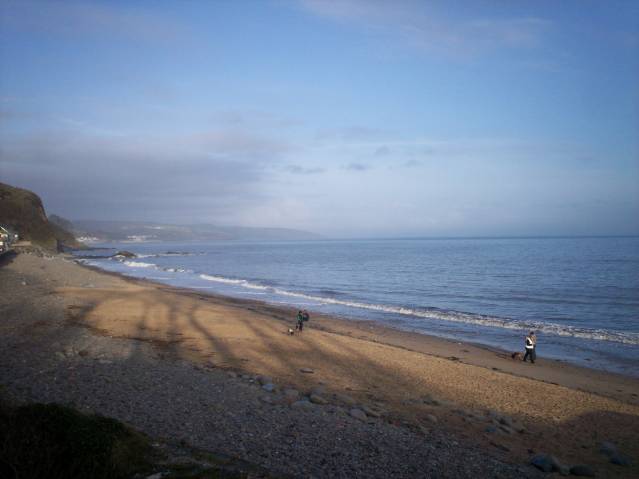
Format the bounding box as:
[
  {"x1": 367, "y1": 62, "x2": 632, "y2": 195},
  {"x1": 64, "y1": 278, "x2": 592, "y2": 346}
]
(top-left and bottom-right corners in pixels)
[{"x1": 10, "y1": 272, "x2": 638, "y2": 477}]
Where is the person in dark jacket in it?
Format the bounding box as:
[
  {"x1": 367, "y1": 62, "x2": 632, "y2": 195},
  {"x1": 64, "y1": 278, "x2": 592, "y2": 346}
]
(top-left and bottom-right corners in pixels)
[
  {"x1": 296, "y1": 310, "x2": 304, "y2": 332},
  {"x1": 523, "y1": 331, "x2": 536, "y2": 363}
]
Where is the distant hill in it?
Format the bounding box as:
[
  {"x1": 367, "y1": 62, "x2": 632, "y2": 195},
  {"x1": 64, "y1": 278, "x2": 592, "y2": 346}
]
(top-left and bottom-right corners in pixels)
[
  {"x1": 72, "y1": 220, "x2": 322, "y2": 242},
  {"x1": 0, "y1": 182, "x2": 84, "y2": 251}
]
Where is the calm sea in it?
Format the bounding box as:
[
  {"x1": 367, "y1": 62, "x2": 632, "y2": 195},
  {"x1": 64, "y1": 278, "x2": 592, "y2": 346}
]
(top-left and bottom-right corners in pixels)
[{"x1": 76, "y1": 237, "x2": 639, "y2": 376}]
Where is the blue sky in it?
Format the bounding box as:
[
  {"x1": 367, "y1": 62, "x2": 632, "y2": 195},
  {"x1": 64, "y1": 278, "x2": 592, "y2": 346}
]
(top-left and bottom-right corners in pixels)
[{"x1": 1, "y1": 0, "x2": 638, "y2": 237}]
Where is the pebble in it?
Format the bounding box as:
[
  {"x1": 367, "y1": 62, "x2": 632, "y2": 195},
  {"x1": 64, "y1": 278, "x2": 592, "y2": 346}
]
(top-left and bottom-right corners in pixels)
[
  {"x1": 283, "y1": 389, "x2": 300, "y2": 403},
  {"x1": 262, "y1": 383, "x2": 276, "y2": 393},
  {"x1": 309, "y1": 394, "x2": 328, "y2": 405},
  {"x1": 599, "y1": 441, "x2": 617, "y2": 456},
  {"x1": 422, "y1": 395, "x2": 440, "y2": 406},
  {"x1": 310, "y1": 386, "x2": 326, "y2": 396},
  {"x1": 425, "y1": 414, "x2": 438, "y2": 423},
  {"x1": 489, "y1": 441, "x2": 510, "y2": 452},
  {"x1": 570, "y1": 464, "x2": 595, "y2": 476},
  {"x1": 257, "y1": 376, "x2": 272, "y2": 385},
  {"x1": 335, "y1": 393, "x2": 356, "y2": 406},
  {"x1": 498, "y1": 416, "x2": 513, "y2": 427},
  {"x1": 361, "y1": 405, "x2": 381, "y2": 418},
  {"x1": 610, "y1": 454, "x2": 631, "y2": 466},
  {"x1": 549, "y1": 456, "x2": 570, "y2": 476},
  {"x1": 291, "y1": 400, "x2": 313, "y2": 410},
  {"x1": 530, "y1": 454, "x2": 554, "y2": 473},
  {"x1": 299, "y1": 368, "x2": 314, "y2": 374},
  {"x1": 349, "y1": 408, "x2": 367, "y2": 421}
]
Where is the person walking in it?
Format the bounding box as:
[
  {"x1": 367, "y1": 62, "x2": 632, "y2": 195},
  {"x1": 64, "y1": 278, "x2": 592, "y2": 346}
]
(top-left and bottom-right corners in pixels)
[
  {"x1": 296, "y1": 310, "x2": 304, "y2": 332},
  {"x1": 523, "y1": 331, "x2": 536, "y2": 363}
]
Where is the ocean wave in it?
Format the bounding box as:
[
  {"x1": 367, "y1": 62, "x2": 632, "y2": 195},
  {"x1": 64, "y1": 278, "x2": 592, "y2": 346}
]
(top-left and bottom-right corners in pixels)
[
  {"x1": 137, "y1": 251, "x2": 198, "y2": 258},
  {"x1": 200, "y1": 274, "x2": 271, "y2": 291},
  {"x1": 199, "y1": 273, "x2": 639, "y2": 346},
  {"x1": 164, "y1": 267, "x2": 193, "y2": 273},
  {"x1": 123, "y1": 261, "x2": 156, "y2": 268}
]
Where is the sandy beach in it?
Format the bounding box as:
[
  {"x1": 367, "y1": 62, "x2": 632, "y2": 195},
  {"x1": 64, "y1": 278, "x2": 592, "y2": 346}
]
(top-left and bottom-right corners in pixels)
[{"x1": 1, "y1": 251, "x2": 638, "y2": 478}]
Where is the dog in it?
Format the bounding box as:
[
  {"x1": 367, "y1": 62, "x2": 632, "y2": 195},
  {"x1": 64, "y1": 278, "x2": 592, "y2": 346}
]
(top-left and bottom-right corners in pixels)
[
  {"x1": 287, "y1": 327, "x2": 295, "y2": 336},
  {"x1": 511, "y1": 351, "x2": 523, "y2": 360}
]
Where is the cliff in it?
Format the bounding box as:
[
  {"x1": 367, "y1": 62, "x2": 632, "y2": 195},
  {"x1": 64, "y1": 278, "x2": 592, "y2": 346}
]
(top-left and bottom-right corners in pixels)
[{"x1": 0, "y1": 182, "x2": 83, "y2": 251}]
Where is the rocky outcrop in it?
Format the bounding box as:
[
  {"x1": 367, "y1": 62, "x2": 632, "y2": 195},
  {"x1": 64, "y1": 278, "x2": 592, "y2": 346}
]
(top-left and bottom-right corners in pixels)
[{"x1": 0, "y1": 182, "x2": 84, "y2": 251}]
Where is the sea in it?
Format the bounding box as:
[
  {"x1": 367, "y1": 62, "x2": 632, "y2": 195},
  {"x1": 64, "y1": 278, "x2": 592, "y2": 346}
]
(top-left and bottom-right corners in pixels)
[{"x1": 74, "y1": 237, "x2": 639, "y2": 377}]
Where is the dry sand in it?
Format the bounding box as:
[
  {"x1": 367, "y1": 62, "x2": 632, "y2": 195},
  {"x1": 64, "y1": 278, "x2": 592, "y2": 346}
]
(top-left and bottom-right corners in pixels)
[{"x1": 2, "y1": 251, "x2": 638, "y2": 477}]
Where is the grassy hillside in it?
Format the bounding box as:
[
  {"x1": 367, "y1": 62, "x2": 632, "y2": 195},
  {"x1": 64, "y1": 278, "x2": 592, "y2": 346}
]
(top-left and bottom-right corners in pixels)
[{"x1": 0, "y1": 182, "x2": 83, "y2": 251}]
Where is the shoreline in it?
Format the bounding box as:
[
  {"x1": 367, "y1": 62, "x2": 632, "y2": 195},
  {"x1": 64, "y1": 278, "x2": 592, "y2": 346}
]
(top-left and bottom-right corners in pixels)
[
  {"x1": 75, "y1": 249, "x2": 639, "y2": 380},
  {"x1": 79, "y1": 258, "x2": 639, "y2": 395},
  {"x1": 2, "y1": 251, "x2": 638, "y2": 477}
]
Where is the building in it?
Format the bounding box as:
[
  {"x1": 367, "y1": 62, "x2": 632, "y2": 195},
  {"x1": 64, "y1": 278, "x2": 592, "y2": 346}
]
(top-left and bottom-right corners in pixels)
[{"x1": 0, "y1": 225, "x2": 18, "y2": 253}]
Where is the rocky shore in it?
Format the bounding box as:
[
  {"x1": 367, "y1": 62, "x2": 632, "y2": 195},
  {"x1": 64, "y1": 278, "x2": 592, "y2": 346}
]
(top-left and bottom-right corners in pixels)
[{"x1": 1, "y1": 251, "x2": 637, "y2": 478}]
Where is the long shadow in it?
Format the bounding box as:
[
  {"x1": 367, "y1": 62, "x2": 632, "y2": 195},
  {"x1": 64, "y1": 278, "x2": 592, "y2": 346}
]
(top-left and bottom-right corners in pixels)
[{"x1": 40, "y1": 280, "x2": 639, "y2": 476}]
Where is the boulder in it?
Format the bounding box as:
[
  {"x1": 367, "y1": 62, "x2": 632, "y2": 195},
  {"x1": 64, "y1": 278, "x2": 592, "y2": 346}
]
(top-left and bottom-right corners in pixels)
[
  {"x1": 299, "y1": 368, "x2": 314, "y2": 374},
  {"x1": 114, "y1": 250, "x2": 136, "y2": 258}
]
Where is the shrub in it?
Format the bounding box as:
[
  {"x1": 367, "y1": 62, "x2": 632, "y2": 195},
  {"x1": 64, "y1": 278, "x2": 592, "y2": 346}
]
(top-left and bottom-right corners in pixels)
[{"x1": 0, "y1": 402, "x2": 153, "y2": 479}]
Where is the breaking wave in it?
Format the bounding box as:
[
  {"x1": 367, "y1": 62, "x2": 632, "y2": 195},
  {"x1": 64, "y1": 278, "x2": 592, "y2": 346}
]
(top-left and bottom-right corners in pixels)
[
  {"x1": 198, "y1": 273, "x2": 639, "y2": 346},
  {"x1": 124, "y1": 261, "x2": 156, "y2": 268}
]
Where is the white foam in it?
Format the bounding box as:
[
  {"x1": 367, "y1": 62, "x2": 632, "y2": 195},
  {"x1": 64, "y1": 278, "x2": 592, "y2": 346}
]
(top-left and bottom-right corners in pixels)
[
  {"x1": 124, "y1": 261, "x2": 156, "y2": 268},
  {"x1": 199, "y1": 273, "x2": 639, "y2": 346},
  {"x1": 199, "y1": 274, "x2": 270, "y2": 291}
]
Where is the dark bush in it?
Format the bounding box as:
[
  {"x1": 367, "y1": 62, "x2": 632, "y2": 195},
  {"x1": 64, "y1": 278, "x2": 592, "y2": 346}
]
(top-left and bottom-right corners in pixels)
[{"x1": 0, "y1": 402, "x2": 152, "y2": 479}]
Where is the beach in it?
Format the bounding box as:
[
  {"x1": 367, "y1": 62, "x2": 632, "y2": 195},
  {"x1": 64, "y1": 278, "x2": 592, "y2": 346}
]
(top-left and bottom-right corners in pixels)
[{"x1": 1, "y1": 251, "x2": 638, "y2": 478}]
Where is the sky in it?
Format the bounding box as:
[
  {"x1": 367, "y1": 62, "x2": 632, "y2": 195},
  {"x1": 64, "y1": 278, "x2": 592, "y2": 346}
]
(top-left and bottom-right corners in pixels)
[{"x1": 1, "y1": 0, "x2": 638, "y2": 238}]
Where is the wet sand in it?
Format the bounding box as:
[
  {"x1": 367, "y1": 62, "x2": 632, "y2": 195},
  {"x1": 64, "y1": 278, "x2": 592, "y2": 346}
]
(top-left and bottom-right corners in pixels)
[{"x1": 2, "y1": 251, "x2": 638, "y2": 477}]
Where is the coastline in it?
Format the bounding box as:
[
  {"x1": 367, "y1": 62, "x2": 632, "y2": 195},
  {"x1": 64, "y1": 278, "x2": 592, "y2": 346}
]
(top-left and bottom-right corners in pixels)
[
  {"x1": 2, "y1": 251, "x2": 638, "y2": 477},
  {"x1": 80, "y1": 257, "x2": 639, "y2": 399}
]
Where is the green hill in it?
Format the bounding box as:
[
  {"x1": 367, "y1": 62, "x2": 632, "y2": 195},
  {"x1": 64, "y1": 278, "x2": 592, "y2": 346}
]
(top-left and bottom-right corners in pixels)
[{"x1": 0, "y1": 182, "x2": 83, "y2": 251}]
